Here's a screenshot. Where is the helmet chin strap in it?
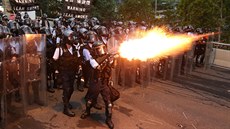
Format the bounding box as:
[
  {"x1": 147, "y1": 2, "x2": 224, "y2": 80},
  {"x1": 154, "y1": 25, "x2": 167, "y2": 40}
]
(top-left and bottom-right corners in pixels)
[
  {"x1": 102, "y1": 36, "x2": 108, "y2": 44},
  {"x1": 66, "y1": 43, "x2": 72, "y2": 49},
  {"x1": 88, "y1": 43, "x2": 93, "y2": 48}
]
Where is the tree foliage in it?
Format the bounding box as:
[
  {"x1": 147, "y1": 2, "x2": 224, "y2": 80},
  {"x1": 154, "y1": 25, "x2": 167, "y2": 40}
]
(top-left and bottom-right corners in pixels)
[
  {"x1": 154, "y1": 0, "x2": 179, "y2": 25},
  {"x1": 90, "y1": 0, "x2": 117, "y2": 23},
  {"x1": 118, "y1": 0, "x2": 154, "y2": 23},
  {"x1": 220, "y1": 0, "x2": 230, "y2": 42},
  {"x1": 177, "y1": 0, "x2": 230, "y2": 42},
  {"x1": 38, "y1": 0, "x2": 62, "y2": 17},
  {"x1": 177, "y1": 0, "x2": 220, "y2": 29}
]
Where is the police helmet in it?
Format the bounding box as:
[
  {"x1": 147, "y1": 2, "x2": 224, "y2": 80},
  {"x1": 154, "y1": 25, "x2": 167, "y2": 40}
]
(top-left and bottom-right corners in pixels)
[
  {"x1": 196, "y1": 28, "x2": 203, "y2": 34},
  {"x1": 33, "y1": 18, "x2": 41, "y2": 29},
  {"x1": 2, "y1": 15, "x2": 8, "y2": 21},
  {"x1": 42, "y1": 13, "x2": 48, "y2": 19},
  {"x1": 63, "y1": 29, "x2": 77, "y2": 42},
  {"x1": 73, "y1": 24, "x2": 81, "y2": 32},
  {"x1": 97, "y1": 26, "x2": 109, "y2": 37},
  {"x1": 116, "y1": 21, "x2": 123, "y2": 27},
  {"x1": 40, "y1": 27, "x2": 52, "y2": 37},
  {"x1": 93, "y1": 41, "x2": 107, "y2": 57},
  {"x1": 16, "y1": 12, "x2": 21, "y2": 19},
  {"x1": 88, "y1": 19, "x2": 97, "y2": 28},
  {"x1": 0, "y1": 25, "x2": 6, "y2": 39},
  {"x1": 128, "y1": 21, "x2": 135, "y2": 27},
  {"x1": 81, "y1": 21, "x2": 89, "y2": 29},
  {"x1": 140, "y1": 21, "x2": 146, "y2": 26},
  {"x1": 19, "y1": 25, "x2": 34, "y2": 35},
  {"x1": 23, "y1": 12, "x2": 29, "y2": 19},
  {"x1": 86, "y1": 31, "x2": 98, "y2": 43},
  {"x1": 3, "y1": 26, "x2": 11, "y2": 37},
  {"x1": 8, "y1": 20, "x2": 20, "y2": 33},
  {"x1": 91, "y1": 17, "x2": 100, "y2": 25},
  {"x1": 79, "y1": 27, "x2": 88, "y2": 39},
  {"x1": 114, "y1": 27, "x2": 123, "y2": 35},
  {"x1": 24, "y1": 18, "x2": 32, "y2": 26},
  {"x1": 63, "y1": 29, "x2": 74, "y2": 37},
  {"x1": 111, "y1": 21, "x2": 117, "y2": 26},
  {"x1": 92, "y1": 25, "x2": 100, "y2": 32}
]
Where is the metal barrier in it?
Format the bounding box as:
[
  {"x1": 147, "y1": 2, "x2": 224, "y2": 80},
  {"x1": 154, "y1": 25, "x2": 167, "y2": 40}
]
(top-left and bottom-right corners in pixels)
[{"x1": 205, "y1": 42, "x2": 230, "y2": 69}]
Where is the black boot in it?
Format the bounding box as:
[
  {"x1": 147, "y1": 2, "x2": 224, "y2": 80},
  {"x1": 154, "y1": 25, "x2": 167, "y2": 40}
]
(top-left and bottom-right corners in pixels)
[
  {"x1": 63, "y1": 104, "x2": 75, "y2": 117},
  {"x1": 76, "y1": 77, "x2": 84, "y2": 92},
  {"x1": 63, "y1": 89, "x2": 75, "y2": 117},
  {"x1": 33, "y1": 83, "x2": 44, "y2": 106},
  {"x1": 47, "y1": 80, "x2": 55, "y2": 93},
  {"x1": 77, "y1": 86, "x2": 84, "y2": 92},
  {"x1": 68, "y1": 87, "x2": 74, "y2": 108},
  {"x1": 105, "y1": 105, "x2": 114, "y2": 129},
  {"x1": 62, "y1": 96, "x2": 73, "y2": 109},
  {"x1": 68, "y1": 103, "x2": 73, "y2": 109},
  {"x1": 81, "y1": 101, "x2": 92, "y2": 119},
  {"x1": 106, "y1": 116, "x2": 114, "y2": 129}
]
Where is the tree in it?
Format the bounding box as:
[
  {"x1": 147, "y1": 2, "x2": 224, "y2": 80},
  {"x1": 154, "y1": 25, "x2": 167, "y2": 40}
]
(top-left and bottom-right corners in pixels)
[
  {"x1": 177, "y1": 0, "x2": 220, "y2": 29},
  {"x1": 154, "y1": 0, "x2": 180, "y2": 26},
  {"x1": 177, "y1": 0, "x2": 194, "y2": 25},
  {"x1": 90, "y1": 0, "x2": 117, "y2": 23},
  {"x1": 221, "y1": 0, "x2": 230, "y2": 42},
  {"x1": 118, "y1": 0, "x2": 154, "y2": 23},
  {"x1": 38, "y1": 0, "x2": 62, "y2": 18},
  {"x1": 177, "y1": 0, "x2": 230, "y2": 42}
]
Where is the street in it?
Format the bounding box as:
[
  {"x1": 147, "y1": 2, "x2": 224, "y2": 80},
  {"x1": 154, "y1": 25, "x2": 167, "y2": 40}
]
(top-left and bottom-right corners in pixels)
[{"x1": 6, "y1": 67, "x2": 230, "y2": 129}]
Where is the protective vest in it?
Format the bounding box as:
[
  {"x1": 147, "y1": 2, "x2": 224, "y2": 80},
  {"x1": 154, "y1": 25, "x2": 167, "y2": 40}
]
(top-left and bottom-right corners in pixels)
[
  {"x1": 59, "y1": 46, "x2": 79, "y2": 72},
  {"x1": 80, "y1": 45, "x2": 95, "y2": 63}
]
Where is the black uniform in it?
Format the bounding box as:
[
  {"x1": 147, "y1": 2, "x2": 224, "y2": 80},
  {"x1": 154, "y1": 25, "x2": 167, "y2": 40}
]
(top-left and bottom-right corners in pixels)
[
  {"x1": 80, "y1": 44, "x2": 114, "y2": 129},
  {"x1": 58, "y1": 44, "x2": 79, "y2": 117}
]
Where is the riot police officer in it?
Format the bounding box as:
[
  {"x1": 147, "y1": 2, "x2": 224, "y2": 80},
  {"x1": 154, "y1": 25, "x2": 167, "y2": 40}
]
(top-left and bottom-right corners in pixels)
[
  {"x1": 2, "y1": 15, "x2": 8, "y2": 26},
  {"x1": 97, "y1": 26, "x2": 110, "y2": 45},
  {"x1": 40, "y1": 27, "x2": 56, "y2": 93},
  {"x1": 41, "y1": 13, "x2": 50, "y2": 29},
  {"x1": 8, "y1": 20, "x2": 20, "y2": 37},
  {"x1": 80, "y1": 31, "x2": 97, "y2": 88},
  {"x1": 15, "y1": 12, "x2": 23, "y2": 26},
  {"x1": 5, "y1": 54, "x2": 21, "y2": 102},
  {"x1": 80, "y1": 41, "x2": 114, "y2": 129},
  {"x1": 53, "y1": 29, "x2": 79, "y2": 117},
  {"x1": 19, "y1": 25, "x2": 34, "y2": 35},
  {"x1": 23, "y1": 12, "x2": 32, "y2": 27}
]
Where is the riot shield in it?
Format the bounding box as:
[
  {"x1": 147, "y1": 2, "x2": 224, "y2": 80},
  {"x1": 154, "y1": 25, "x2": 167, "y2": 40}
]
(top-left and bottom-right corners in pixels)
[
  {"x1": 0, "y1": 39, "x2": 5, "y2": 128},
  {"x1": 204, "y1": 42, "x2": 214, "y2": 70},
  {"x1": 2, "y1": 37, "x2": 25, "y2": 128},
  {"x1": 139, "y1": 61, "x2": 151, "y2": 87},
  {"x1": 123, "y1": 59, "x2": 136, "y2": 87},
  {"x1": 107, "y1": 37, "x2": 120, "y2": 86},
  {"x1": 22, "y1": 34, "x2": 47, "y2": 109},
  {"x1": 184, "y1": 44, "x2": 195, "y2": 75}
]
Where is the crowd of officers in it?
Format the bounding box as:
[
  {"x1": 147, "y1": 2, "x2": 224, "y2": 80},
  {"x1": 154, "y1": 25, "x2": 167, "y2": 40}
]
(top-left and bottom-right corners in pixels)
[{"x1": 0, "y1": 12, "x2": 208, "y2": 129}]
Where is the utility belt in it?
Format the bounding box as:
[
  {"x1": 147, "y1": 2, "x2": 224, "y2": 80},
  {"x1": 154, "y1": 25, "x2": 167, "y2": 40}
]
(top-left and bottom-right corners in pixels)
[{"x1": 82, "y1": 60, "x2": 91, "y2": 68}]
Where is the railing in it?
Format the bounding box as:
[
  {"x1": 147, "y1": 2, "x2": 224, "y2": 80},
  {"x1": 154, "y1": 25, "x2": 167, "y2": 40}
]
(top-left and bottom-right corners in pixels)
[{"x1": 206, "y1": 42, "x2": 230, "y2": 69}]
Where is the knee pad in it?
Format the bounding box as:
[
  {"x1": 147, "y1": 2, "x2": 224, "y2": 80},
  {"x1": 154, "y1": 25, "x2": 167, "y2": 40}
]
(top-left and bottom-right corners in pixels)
[
  {"x1": 107, "y1": 103, "x2": 113, "y2": 108},
  {"x1": 86, "y1": 100, "x2": 92, "y2": 107}
]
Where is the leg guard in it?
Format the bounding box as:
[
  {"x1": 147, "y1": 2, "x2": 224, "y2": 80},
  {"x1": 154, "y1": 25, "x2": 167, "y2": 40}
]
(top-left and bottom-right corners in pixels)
[
  {"x1": 62, "y1": 88, "x2": 75, "y2": 117},
  {"x1": 105, "y1": 103, "x2": 114, "y2": 129},
  {"x1": 81, "y1": 100, "x2": 92, "y2": 119}
]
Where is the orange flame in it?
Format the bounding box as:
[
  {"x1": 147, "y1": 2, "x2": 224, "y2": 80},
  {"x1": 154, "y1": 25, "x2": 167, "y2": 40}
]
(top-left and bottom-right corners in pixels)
[{"x1": 119, "y1": 27, "x2": 211, "y2": 61}]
